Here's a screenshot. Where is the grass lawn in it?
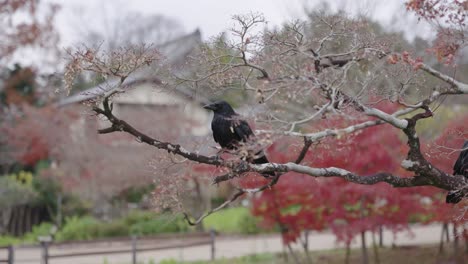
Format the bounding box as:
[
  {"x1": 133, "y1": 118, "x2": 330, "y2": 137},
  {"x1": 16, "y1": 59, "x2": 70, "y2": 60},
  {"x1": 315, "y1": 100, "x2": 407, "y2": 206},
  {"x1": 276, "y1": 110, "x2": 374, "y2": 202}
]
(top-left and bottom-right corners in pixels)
[
  {"x1": 202, "y1": 207, "x2": 262, "y2": 234},
  {"x1": 158, "y1": 243, "x2": 467, "y2": 264}
]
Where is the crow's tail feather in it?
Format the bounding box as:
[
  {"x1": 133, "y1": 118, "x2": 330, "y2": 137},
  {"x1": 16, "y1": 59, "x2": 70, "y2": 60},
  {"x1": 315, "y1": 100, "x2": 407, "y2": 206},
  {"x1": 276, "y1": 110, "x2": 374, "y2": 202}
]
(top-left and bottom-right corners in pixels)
[
  {"x1": 446, "y1": 190, "x2": 464, "y2": 204},
  {"x1": 253, "y1": 150, "x2": 276, "y2": 178}
]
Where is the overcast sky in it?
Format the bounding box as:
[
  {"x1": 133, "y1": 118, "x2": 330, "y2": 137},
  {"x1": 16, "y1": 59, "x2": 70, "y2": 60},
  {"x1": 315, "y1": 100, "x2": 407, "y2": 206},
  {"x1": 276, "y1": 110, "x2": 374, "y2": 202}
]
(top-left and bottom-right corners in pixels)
[
  {"x1": 11, "y1": 0, "x2": 432, "y2": 72},
  {"x1": 46, "y1": 0, "x2": 432, "y2": 47}
]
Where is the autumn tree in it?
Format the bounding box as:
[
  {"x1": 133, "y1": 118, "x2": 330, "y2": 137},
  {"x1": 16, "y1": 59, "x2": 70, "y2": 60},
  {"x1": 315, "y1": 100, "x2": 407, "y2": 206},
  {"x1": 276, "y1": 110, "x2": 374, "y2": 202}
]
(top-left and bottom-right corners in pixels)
[
  {"x1": 62, "y1": 1, "x2": 468, "y2": 232},
  {"x1": 0, "y1": 0, "x2": 66, "y2": 234},
  {"x1": 250, "y1": 100, "x2": 436, "y2": 263},
  {"x1": 1, "y1": 0, "x2": 61, "y2": 172}
]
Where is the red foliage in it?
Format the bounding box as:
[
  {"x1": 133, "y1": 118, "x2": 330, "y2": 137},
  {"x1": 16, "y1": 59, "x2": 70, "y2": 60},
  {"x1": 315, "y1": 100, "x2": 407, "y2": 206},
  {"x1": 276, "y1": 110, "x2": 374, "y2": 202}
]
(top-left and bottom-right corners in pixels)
[
  {"x1": 251, "y1": 101, "x2": 464, "y2": 245},
  {"x1": 424, "y1": 115, "x2": 468, "y2": 174},
  {"x1": 419, "y1": 114, "x2": 468, "y2": 223},
  {"x1": 1, "y1": 105, "x2": 77, "y2": 166},
  {"x1": 17, "y1": 134, "x2": 49, "y2": 166},
  {"x1": 388, "y1": 51, "x2": 423, "y2": 70}
]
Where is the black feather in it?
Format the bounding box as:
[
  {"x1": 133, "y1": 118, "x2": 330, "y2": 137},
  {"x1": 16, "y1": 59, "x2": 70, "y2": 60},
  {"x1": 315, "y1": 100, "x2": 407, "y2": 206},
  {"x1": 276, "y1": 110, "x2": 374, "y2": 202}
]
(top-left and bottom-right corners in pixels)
[{"x1": 446, "y1": 141, "x2": 468, "y2": 203}]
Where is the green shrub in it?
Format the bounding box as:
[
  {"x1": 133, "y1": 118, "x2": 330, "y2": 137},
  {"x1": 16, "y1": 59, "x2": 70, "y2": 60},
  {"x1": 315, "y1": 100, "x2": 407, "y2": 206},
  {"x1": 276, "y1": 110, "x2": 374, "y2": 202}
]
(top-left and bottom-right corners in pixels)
[
  {"x1": 98, "y1": 220, "x2": 129, "y2": 238},
  {"x1": 55, "y1": 212, "x2": 188, "y2": 241},
  {"x1": 123, "y1": 210, "x2": 157, "y2": 226},
  {"x1": 55, "y1": 216, "x2": 101, "y2": 241},
  {"x1": 0, "y1": 222, "x2": 53, "y2": 246},
  {"x1": 129, "y1": 215, "x2": 187, "y2": 235},
  {"x1": 0, "y1": 235, "x2": 20, "y2": 247},
  {"x1": 22, "y1": 222, "x2": 54, "y2": 242}
]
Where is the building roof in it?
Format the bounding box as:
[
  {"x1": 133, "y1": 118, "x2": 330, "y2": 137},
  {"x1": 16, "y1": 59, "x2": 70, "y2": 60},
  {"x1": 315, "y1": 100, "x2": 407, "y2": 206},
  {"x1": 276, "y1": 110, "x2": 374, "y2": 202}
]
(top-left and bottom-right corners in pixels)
[{"x1": 57, "y1": 29, "x2": 210, "y2": 107}]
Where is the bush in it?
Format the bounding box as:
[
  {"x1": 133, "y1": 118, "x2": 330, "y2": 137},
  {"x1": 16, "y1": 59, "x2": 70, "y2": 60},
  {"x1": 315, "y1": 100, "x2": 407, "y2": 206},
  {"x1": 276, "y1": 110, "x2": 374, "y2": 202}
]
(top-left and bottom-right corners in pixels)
[
  {"x1": 97, "y1": 220, "x2": 129, "y2": 238},
  {"x1": 123, "y1": 210, "x2": 156, "y2": 226},
  {"x1": 130, "y1": 214, "x2": 187, "y2": 235},
  {"x1": 55, "y1": 216, "x2": 101, "y2": 241},
  {"x1": 0, "y1": 222, "x2": 53, "y2": 246},
  {"x1": 54, "y1": 212, "x2": 189, "y2": 241},
  {"x1": 22, "y1": 222, "x2": 55, "y2": 242},
  {"x1": 0, "y1": 236, "x2": 20, "y2": 247}
]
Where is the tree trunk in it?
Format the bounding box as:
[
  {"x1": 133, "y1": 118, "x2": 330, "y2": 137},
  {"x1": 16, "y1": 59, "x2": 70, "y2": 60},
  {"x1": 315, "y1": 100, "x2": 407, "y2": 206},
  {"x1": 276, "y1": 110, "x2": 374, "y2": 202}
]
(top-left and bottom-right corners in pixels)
[
  {"x1": 445, "y1": 223, "x2": 450, "y2": 242},
  {"x1": 359, "y1": 196, "x2": 369, "y2": 264},
  {"x1": 18, "y1": 206, "x2": 25, "y2": 236},
  {"x1": 282, "y1": 244, "x2": 288, "y2": 263},
  {"x1": 0, "y1": 208, "x2": 12, "y2": 235},
  {"x1": 287, "y1": 243, "x2": 302, "y2": 264},
  {"x1": 345, "y1": 243, "x2": 351, "y2": 264},
  {"x1": 453, "y1": 223, "x2": 460, "y2": 264},
  {"x1": 303, "y1": 230, "x2": 309, "y2": 251},
  {"x1": 33, "y1": 207, "x2": 40, "y2": 226},
  {"x1": 439, "y1": 223, "x2": 446, "y2": 254},
  {"x1": 25, "y1": 205, "x2": 31, "y2": 234},
  {"x1": 372, "y1": 231, "x2": 380, "y2": 264},
  {"x1": 378, "y1": 226, "x2": 383, "y2": 247},
  {"x1": 9, "y1": 208, "x2": 17, "y2": 236},
  {"x1": 301, "y1": 231, "x2": 312, "y2": 264},
  {"x1": 464, "y1": 228, "x2": 468, "y2": 254},
  {"x1": 361, "y1": 231, "x2": 369, "y2": 264}
]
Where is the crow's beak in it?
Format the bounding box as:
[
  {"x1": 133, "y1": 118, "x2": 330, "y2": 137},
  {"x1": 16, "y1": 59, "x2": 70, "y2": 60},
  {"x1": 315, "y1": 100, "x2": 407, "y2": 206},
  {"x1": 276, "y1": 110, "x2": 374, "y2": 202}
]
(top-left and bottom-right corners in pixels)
[{"x1": 203, "y1": 103, "x2": 216, "y2": 111}]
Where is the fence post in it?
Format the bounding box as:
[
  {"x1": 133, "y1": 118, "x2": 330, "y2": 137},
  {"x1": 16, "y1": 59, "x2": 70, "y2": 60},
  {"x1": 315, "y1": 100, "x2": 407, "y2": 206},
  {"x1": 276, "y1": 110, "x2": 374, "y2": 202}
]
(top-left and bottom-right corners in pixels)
[
  {"x1": 40, "y1": 241, "x2": 49, "y2": 264},
  {"x1": 210, "y1": 229, "x2": 216, "y2": 261},
  {"x1": 7, "y1": 245, "x2": 14, "y2": 264},
  {"x1": 131, "y1": 235, "x2": 137, "y2": 264}
]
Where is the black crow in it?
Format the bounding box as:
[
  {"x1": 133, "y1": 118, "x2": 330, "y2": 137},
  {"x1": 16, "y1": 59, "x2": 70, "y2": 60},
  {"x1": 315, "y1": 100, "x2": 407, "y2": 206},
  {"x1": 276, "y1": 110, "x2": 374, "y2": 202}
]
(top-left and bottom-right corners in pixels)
[
  {"x1": 446, "y1": 141, "x2": 468, "y2": 203},
  {"x1": 203, "y1": 100, "x2": 274, "y2": 177}
]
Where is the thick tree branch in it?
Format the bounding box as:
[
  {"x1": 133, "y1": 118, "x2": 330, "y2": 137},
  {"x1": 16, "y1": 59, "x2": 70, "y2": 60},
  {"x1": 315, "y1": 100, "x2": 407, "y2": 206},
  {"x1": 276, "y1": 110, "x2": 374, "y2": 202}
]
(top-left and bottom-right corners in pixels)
[
  {"x1": 248, "y1": 162, "x2": 431, "y2": 187},
  {"x1": 420, "y1": 63, "x2": 468, "y2": 93},
  {"x1": 257, "y1": 105, "x2": 420, "y2": 140},
  {"x1": 247, "y1": 160, "x2": 467, "y2": 191},
  {"x1": 361, "y1": 106, "x2": 408, "y2": 129},
  {"x1": 295, "y1": 137, "x2": 313, "y2": 164},
  {"x1": 93, "y1": 97, "x2": 223, "y2": 166}
]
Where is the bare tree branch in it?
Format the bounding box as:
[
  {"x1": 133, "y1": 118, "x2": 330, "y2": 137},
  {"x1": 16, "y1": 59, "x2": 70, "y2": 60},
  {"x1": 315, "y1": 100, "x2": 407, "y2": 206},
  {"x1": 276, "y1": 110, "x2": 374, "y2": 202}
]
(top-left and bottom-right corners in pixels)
[
  {"x1": 257, "y1": 105, "x2": 421, "y2": 140},
  {"x1": 93, "y1": 97, "x2": 223, "y2": 167},
  {"x1": 420, "y1": 63, "x2": 468, "y2": 93},
  {"x1": 183, "y1": 190, "x2": 245, "y2": 225}
]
